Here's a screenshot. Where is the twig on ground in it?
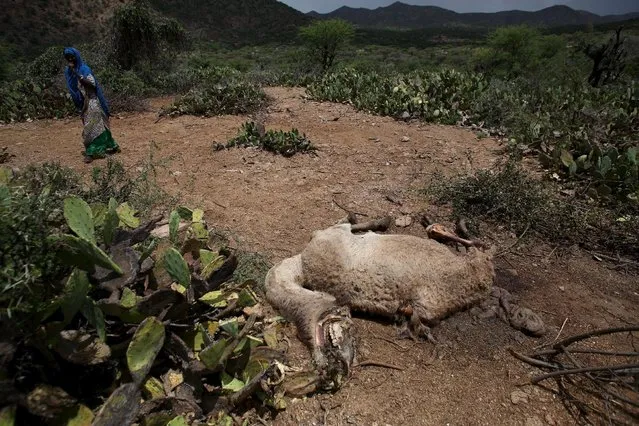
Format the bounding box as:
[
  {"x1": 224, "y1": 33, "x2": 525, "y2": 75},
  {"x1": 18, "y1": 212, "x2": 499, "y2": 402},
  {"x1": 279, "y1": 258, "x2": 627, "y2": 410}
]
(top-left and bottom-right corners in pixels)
[
  {"x1": 587, "y1": 251, "x2": 639, "y2": 268},
  {"x1": 531, "y1": 363, "x2": 639, "y2": 385},
  {"x1": 496, "y1": 223, "x2": 531, "y2": 258},
  {"x1": 332, "y1": 198, "x2": 369, "y2": 217},
  {"x1": 371, "y1": 336, "x2": 413, "y2": 353},
  {"x1": 354, "y1": 360, "x2": 404, "y2": 371},
  {"x1": 509, "y1": 349, "x2": 563, "y2": 370},
  {"x1": 554, "y1": 318, "x2": 569, "y2": 342},
  {"x1": 552, "y1": 326, "x2": 639, "y2": 350}
]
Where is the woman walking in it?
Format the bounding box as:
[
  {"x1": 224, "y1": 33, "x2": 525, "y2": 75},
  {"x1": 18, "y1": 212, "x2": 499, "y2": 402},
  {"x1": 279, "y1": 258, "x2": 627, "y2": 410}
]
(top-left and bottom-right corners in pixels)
[{"x1": 64, "y1": 47, "x2": 120, "y2": 163}]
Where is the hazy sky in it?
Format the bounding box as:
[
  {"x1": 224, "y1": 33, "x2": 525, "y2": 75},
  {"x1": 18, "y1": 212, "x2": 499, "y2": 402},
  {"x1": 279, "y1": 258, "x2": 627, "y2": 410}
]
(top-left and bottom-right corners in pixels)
[{"x1": 278, "y1": 1, "x2": 625, "y2": 14}]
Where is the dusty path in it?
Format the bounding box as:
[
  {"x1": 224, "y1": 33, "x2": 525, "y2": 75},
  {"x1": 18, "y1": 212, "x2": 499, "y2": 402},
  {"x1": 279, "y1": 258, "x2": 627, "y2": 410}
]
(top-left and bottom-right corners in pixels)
[{"x1": 1, "y1": 87, "x2": 637, "y2": 425}]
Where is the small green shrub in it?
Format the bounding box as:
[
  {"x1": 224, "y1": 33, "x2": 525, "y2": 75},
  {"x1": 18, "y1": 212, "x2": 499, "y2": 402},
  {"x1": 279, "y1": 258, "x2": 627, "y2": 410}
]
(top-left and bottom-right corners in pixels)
[
  {"x1": 224, "y1": 121, "x2": 315, "y2": 157},
  {"x1": 161, "y1": 81, "x2": 267, "y2": 117}
]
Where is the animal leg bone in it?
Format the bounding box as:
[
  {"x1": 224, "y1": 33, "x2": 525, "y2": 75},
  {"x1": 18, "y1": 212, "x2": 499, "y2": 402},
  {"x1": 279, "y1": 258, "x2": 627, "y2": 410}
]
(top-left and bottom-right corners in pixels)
[{"x1": 426, "y1": 223, "x2": 488, "y2": 249}]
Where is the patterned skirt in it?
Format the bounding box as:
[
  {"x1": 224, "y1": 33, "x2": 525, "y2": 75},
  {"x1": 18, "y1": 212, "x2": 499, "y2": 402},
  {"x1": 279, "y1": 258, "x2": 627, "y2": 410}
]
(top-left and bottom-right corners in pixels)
[{"x1": 82, "y1": 98, "x2": 119, "y2": 158}]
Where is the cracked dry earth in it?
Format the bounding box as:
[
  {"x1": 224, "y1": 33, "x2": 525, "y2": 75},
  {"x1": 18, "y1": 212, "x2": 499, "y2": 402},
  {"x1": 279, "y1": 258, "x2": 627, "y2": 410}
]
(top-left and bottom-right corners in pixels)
[{"x1": 2, "y1": 87, "x2": 638, "y2": 425}]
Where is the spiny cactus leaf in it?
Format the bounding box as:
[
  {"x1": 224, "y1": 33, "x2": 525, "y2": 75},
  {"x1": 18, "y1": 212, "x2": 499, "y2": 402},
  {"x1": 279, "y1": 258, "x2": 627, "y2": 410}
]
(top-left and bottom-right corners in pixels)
[
  {"x1": 177, "y1": 206, "x2": 193, "y2": 221},
  {"x1": 0, "y1": 405, "x2": 16, "y2": 426},
  {"x1": 169, "y1": 210, "x2": 180, "y2": 244},
  {"x1": 120, "y1": 287, "x2": 137, "y2": 309},
  {"x1": 53, "y1": 330, "x2": 111, "y2": 365},
  {"x1": 198, "y1": 290, "x2": 227, "y2": 308},
  {"x1": 201, "y1": 255, "x2": 226, "y2": 280},
  {"x1": 220, "y1": 318, "x2": 239, "y2": 337},
  {"x1": 163, "y1": 248, "x2": 191, "y2": 288},
  {"x1": 58, "y1": 235, "x2": 123, "y2": 275},
  {"x1": 237, "y1": 288, "x2": 258, "y2": 308},
  {"x1": 142, "y1": 377, "x2": 166, "y2": 400},
  {"x1": 81, "y1": 297, "x2": 107, "y2": 342},
  {"x1": 192, "y1": 208, "x2": 205, "y2": 223},
  {"x1": 139, "y1": 239, "x2": 158, "y2": 264},
  {"x1": 91, "y1": 203, "x2": 108, "y2": 229},
  {"x1": 221, "y1": 372, "x2": 245, "y2": 392},
  {"x1": 167, "y1": 416, "x2": 189, "y2": 426},
  {"x1": 116, "y1": 202, "x2": 140, "y2": 229},
  {"x1": 199, "y1": 249, "x2": 218, "y2": 266},
  {"x1": 25, "y1": 384, "x2": 76, "y2": 419},
  {"x1": 92, "y1": 383, "x2": 140, "y2": 426},
  {"x1": 127, "y1": 317, "x2": 166, "y2": 384},
  {"x1": 199, "y1": 339, "x2": 228, "y2": 370},
  {"x1": 102, "y1": 198, "x2": 119, "y2": 247},
  {"x1": 189, "y1": 222, "x2": 208, "y2": 241},
  {"x1": 61, "y1": 269, "x2": 90, "y2": 326},
  {"x1": 64, "y1": 197, "x2": 96, "y2": 244},
  {"x1": 55, "y1": 404, "x2": 94, "y2": 426}
]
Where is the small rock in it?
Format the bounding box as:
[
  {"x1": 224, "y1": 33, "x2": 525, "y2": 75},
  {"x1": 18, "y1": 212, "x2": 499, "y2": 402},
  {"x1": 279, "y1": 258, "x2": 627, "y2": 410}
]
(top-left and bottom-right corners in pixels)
[
  {"x1": 559, "y1": 286, "x2": 565, "y2": 292},
  {"x1": 525, "y1": 416, "x2": 544, "y2": 426},
  {"x1": 544, "y1": 414, "x2": 556, "y2": 425},
  {"x1": 395, "y1": 215, "x2": 413, "y2": 228},
  {"x1": 401, "y1": 111, "x2": 410, "y2": 120},
  {"x1": 401, "y1": 136, "x2": 410, "y2": 142},
  {"x1": 510, "y1": 390, "x2": 529, "y2": 405}
]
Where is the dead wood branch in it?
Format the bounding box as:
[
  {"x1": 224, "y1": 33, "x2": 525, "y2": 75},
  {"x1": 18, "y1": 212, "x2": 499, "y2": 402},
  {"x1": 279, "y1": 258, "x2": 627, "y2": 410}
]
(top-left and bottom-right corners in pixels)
[
  {"x1": 350, "y1": 216, "x2": 392, "y2": 233},
  {"x1": 354, "y1": 360, "x2": 404, "y2": 371}
]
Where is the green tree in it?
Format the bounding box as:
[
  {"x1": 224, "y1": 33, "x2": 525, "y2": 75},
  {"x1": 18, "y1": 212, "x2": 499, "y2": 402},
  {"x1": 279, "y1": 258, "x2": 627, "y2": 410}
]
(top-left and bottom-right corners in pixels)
[
  {"x1": 299, "y1": 19, "x2": 354, "y2": 72},
  {"x1": 111, "y1": 0, "x2": 185, "y2": 70}
]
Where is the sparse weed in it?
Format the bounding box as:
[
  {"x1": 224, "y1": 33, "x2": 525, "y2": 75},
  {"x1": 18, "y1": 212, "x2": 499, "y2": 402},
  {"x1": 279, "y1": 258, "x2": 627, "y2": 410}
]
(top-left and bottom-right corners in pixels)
[{"x1": 428, "y1": 162, "x2": 639, "y2": 258}]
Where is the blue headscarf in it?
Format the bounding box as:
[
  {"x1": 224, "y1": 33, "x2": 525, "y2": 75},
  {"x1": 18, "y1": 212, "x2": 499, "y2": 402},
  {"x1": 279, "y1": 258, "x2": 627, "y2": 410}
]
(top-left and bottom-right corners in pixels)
[{"x1": 63, "y1": 47, "x2": 110, "y2": 116}]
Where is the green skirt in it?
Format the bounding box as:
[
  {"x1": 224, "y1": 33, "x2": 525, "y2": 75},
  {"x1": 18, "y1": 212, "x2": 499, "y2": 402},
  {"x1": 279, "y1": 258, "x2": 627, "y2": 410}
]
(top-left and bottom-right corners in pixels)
[
  {"x1": 85, "y1": 129, "x2": 119, "y2": 158},
  {"x1": 82, "y1": 98, "x2": 120, "y2": 158}
]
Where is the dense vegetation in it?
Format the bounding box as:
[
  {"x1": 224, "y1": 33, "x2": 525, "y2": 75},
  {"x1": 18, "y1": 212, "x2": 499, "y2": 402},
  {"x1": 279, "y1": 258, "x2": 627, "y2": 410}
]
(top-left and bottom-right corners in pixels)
[{"x1": 0, "y1": 161, "x2": 301, "y2": 425}]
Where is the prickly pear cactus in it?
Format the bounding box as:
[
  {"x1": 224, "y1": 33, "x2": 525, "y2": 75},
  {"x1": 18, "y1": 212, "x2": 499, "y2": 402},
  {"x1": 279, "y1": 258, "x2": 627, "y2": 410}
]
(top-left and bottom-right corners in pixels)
[
  {"x1": 58, "y1": 235, "x2": 123, "y2": 275},
  {"x1": 163, "y1": 247, "x2": 191, "y2": 287},
  {"x1": 169, "y1": 210, "x2": 180, "y2": 244},
  {"x1": 64, "y1": 197, "x2": 96, "y2": 244},
  {"x1": 103, "y1": 198, "x2": 119, "y2": 246}
]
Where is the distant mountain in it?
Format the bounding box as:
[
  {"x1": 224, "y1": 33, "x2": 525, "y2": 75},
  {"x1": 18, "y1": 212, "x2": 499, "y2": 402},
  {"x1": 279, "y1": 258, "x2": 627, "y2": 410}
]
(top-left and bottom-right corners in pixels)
[
  {"x1": 565, "y1": 0, "x2": 639, "y2": 16},
  {"x1": 311, "y1": 2, "x2": 639, "y2": 29}
]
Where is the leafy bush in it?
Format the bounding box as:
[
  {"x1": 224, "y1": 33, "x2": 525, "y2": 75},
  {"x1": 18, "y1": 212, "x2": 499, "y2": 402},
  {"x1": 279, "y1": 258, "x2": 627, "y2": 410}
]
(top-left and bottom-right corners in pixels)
[
  {"x1": 474, "y1": 26, "x2": 564, "y2": 77},
  {"x1": 161, "y1": 81, "x2": 267, "y2": 117},
  {"x1": 429, "y1": 162, "x2": 638, "y2": 258},
  {"x1": 224, "y1": 121, "x2": 316, "y2": 157},
  {"x1": 307, "y1": 68, "x2": 639, "y2": 199}
]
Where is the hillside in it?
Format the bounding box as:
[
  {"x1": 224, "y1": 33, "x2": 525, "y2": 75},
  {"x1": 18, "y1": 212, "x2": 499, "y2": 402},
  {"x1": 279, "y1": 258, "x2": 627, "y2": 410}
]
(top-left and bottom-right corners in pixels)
[
  {"x1": 566, "y1": 0, "x2": 639, "y2": 16},
  {"x1": 147, "y1": 0, "x2": 310, "y2": 44},
  {"x1": 312, "y1": 2, "x2": 639, "y2": 29},
  {"x1": 0, "y1": 0, "x2": 310, "y2": 57}
]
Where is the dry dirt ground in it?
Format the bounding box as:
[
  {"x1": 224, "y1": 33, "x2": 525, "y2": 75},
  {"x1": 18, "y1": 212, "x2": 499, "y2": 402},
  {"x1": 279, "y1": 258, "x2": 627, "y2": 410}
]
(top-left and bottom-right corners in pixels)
[{"x1": 1, "y1": 87, "x2": 638, "y2": 426}]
